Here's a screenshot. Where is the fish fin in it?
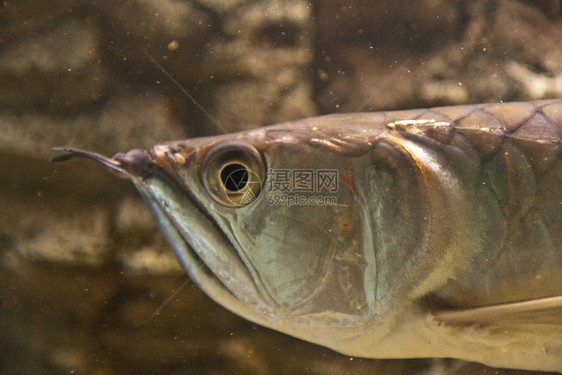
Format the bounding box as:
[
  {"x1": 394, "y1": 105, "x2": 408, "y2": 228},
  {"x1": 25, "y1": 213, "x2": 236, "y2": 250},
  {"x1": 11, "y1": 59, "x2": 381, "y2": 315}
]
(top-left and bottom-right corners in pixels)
[{"x1": 434, "y1": 296, "x2": 562, "y2": 326}]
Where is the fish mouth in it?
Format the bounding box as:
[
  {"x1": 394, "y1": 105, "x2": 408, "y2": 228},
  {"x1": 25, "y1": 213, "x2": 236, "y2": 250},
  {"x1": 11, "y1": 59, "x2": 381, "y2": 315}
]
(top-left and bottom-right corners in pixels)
[{"x1": 133, "y1": 171, "x2": 286, "y2": 329}]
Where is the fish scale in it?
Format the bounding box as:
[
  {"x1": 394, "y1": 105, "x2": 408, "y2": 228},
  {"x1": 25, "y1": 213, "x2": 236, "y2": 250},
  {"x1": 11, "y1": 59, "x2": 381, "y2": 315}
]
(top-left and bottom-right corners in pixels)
[{"x1": 54, "y1": 100, "x2": 562, "y2": 372}]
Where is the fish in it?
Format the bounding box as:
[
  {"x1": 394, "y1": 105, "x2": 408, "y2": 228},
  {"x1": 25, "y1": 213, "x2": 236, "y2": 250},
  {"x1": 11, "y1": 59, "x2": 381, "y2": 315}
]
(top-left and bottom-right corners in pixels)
[{"x1": 53, "y1": 99, "x2": 562, "y2": 372}]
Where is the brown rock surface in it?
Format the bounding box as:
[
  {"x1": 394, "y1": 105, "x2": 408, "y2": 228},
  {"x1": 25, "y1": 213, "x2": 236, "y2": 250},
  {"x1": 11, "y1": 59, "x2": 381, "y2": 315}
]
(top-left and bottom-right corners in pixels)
[{"x1": 1, "y1": 0, "x2": 561, "y2": 374}]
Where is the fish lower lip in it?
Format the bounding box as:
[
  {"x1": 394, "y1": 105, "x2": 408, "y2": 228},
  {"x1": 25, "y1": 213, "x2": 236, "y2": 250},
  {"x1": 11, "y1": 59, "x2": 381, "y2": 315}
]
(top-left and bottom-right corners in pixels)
[{"x1": 136, "y1": 185, "x2": 230, "y2": 296}]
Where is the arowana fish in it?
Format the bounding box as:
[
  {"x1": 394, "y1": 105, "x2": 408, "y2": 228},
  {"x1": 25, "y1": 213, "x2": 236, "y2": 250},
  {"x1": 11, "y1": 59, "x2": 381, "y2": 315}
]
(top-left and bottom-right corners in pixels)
[{"x1": 54, "y1": 100, "x2": 562, "y2": 372}]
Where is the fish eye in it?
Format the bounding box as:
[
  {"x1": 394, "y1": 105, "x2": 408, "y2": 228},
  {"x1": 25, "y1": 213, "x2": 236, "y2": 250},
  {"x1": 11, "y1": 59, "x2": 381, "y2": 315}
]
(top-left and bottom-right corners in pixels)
[
  {"x1": 220, "y1": 163, "x2": 249, "y2": 191},
  {"x1": 201, "y1": 141, "x2": 265, "y2": 207}
]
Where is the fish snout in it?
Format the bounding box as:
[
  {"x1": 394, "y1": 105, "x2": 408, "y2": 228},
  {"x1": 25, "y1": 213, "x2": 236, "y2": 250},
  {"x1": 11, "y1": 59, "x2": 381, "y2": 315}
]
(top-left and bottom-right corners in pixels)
[{"x1": 113, "y1": 149, "x2": 161, "y2": 179}]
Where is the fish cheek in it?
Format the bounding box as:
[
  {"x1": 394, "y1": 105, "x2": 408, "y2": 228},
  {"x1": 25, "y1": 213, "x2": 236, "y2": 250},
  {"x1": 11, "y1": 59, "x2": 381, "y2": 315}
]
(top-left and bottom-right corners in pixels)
[{"x1": 229, "y1": 203, "x2": 339, "y2": 309}]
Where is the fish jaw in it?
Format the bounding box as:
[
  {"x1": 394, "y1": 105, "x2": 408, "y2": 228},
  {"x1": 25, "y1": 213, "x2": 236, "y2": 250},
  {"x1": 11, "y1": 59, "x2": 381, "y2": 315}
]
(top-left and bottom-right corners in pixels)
[{"x1": 132, "y1": 173, "x2": 287, "y2": 328}]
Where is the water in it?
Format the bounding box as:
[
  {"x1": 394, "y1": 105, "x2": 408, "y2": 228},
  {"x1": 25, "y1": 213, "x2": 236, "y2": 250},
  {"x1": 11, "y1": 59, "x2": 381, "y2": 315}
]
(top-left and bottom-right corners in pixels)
[{"x1": 1, "y1": 0, "x2": 560, "y2": 373}]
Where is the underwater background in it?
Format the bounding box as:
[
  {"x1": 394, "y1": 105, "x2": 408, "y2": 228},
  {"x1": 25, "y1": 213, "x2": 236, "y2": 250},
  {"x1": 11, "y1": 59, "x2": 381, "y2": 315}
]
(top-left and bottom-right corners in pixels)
[{"x1": 1, "y1": 0, "x2": 561, "y2": 373}]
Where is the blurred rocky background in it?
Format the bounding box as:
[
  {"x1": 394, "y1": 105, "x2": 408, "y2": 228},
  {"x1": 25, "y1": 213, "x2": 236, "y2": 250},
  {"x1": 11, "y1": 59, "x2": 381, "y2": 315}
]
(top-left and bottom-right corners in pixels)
[{"x1": 1, "y1": 0, "x2": 561, "y2": 374}]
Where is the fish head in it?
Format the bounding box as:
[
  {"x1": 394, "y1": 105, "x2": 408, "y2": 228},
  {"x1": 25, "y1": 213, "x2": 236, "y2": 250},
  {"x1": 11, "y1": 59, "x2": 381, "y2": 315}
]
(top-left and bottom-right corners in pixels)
[
  {"x1": 55, "y1": 121, "x2": 379, "y2": 342},
  {"x1": 144, "y1": 128, "x2": 374, "y2": 334}
]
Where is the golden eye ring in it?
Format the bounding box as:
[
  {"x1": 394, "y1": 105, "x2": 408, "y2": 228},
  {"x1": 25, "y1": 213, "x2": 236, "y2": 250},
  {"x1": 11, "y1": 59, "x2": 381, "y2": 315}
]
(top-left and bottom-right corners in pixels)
[{"x1": 201, "y1": 141, "x2": 265, "y2": 207}]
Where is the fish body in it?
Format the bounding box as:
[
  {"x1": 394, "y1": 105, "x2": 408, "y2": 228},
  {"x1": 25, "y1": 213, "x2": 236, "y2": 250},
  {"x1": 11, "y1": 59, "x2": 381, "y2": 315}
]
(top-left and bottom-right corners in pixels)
[{"x1": 55, "y1": 100, "x2": 562, "y2": 371}]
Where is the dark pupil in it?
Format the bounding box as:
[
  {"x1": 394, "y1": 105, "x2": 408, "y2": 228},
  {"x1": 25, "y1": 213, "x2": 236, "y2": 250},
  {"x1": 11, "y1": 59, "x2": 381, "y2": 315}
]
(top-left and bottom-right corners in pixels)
[{"x1": 220, "y1": 163, "x2": 249, "y2": 191}]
